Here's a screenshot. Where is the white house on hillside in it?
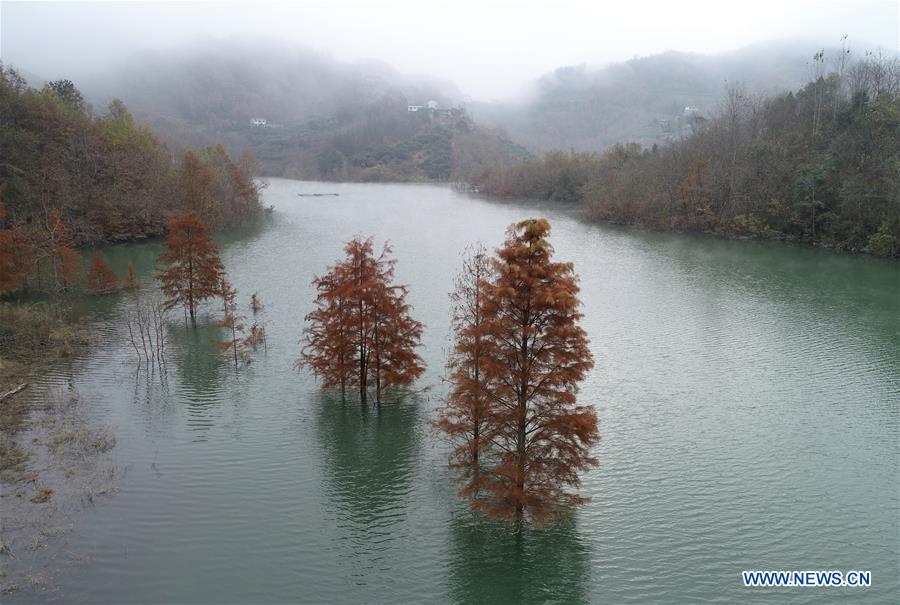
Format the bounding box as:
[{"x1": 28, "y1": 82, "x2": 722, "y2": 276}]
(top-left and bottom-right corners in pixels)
[{"x1": 250, "y1": 118, "x2": 267, "y2": 126}]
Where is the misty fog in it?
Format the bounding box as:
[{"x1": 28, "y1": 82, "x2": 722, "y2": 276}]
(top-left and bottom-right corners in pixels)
[{"x1": 2, "y1": 0, "x2": 897, "y2": 101}]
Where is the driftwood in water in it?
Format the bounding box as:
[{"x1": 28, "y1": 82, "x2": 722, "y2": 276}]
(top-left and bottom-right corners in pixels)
[
  {"x1": 0, "y1": 383, "x2": 28, "y2": 402},
  {"x1": 297, "y1": 193, "x2": 340, "y2": 197}
]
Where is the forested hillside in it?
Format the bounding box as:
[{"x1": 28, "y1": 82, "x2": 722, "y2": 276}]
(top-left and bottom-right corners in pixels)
[
  {"x1": 472, "y1": 54, "x2": 900, "y2": 256},
  {"x1": 0, "y1": 64, "x2": 263, "y2": 245},
  {"x1": 82, "y1": 42, "x2": 529, "y2": 181},
  {"x1": 243, "y1": 99, "x2": 530, "y2": 182}
]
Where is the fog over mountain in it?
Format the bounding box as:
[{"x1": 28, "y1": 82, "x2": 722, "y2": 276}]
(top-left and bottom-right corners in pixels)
[
  {"x1": 471, "y1": 40, "x2": 855, "y2": 153},
  {"x1": 2, "y1": 1, "x2": 897, "y2": 101},
  {"x1": 56, "y1": 40, "x2": 525, "y2": 181},
  {"x1": 1, "y1": 1, "x2": 896, "y2": 174}
]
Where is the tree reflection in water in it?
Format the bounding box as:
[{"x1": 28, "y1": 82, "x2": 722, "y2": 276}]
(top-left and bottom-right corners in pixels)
[
  {"x1": 315, "y1": 393, "x2": 422, "y2": 543},
  {"x1": 447, "y1": 515, "x2": 592, "y2": 605}
]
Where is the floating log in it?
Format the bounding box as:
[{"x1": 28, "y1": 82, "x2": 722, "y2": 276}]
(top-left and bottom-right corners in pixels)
[{"x1": 0, "y1": 383, "x2": 28, "y2": 402}]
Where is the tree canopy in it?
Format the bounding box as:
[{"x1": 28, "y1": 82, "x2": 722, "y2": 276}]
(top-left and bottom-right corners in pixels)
[
  {"x1": 437, "y1": 220, "x2": 599, "y2": 524},
  {"x1": 299, "y1": 236, "x2": 424, "y2": 405},
  {"x1": 155, "y1": 213, "x2": 225, "y2": 319}
]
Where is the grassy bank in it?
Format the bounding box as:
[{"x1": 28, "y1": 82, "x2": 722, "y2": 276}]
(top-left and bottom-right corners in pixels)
[{"x1": 0, "y1": 303, "x2": 88, "y2": 479}]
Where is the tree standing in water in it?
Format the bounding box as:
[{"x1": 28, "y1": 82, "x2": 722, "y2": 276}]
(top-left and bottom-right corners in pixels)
[
  {"x1": 368, "y1": 275, "x2": 425, "y2": 404},
  {"x1": 215, "y1": 278, "x2": 251, "y2": 369},
  {"x1": 86, "y1": 253, "x2": 118, "y2": 293},
  {"x1": 155, "y1": 212, "x2": 224, "y2": 320},
  {"x1": 437, "y1": 219, "x2": 599, "y2": 524},
  {"x1": 299, "y1": 266, "x2": 356, "y2": 396},
  {"x1": 299, "y1": 236, "x2": 424, "y2": 405},
  {"x1": 123, "y1": 262, "x2": 140, "y2": 290},
  {"x1": 433, "y1": 244, "x2": 494, "y2": 501}
]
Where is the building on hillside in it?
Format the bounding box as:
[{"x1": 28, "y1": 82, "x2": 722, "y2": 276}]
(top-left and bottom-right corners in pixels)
[
  {"x1": 250, "y1": 118, "x2": 267, "y2": 127},
  {"x1": 426, "y1": 100, "x2": 439, "y2": 110},
  {"x1": 407, "y1": 105, "x2": 424, "y2": 112}
]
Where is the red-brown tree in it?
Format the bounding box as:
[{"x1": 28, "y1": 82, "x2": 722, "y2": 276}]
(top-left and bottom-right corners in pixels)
[
  {"x1": 0, "y1": 193, "x2": 30, "y2": 295},
  {"x1": 438, "y1": 219, "x2": 598, "y2": 524},
  {"x1": 299, "y1": 236, "x2": 424, "y2": 405},
  {"x1": 86, "y1": 253, "x2": 118, "y2": 293},
  {"x1": 433, "y1": 244, "x2": 494, "y2": 500},
  {"x1": 215, "y1": 278, "x2": 251, "y2": 368},
  {"x1": 155, "y1": 212, "x2": 225, "y2": 319},
  {"x1": 299, "y1": 267, "x2": 356, "y2": 396},
  {"x1": 123, "y1": 261, "x2": 140, "y2": 290},
  {"x1": 368, "y1": 278, "x2": 426, "y2": 403},
  {"x1": 42, "y1": 209, "x2": 81, "y2": 293}
]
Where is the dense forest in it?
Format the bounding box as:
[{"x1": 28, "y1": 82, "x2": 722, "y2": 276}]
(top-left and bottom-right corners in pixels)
[
  {"x1": 472, "y1": 54, "x2": 900, "y2": 256},
  {"x1": 0, "y1": 63, "x2": 263, "y2": 247},
  {"x1": 80, "y1": 42, "x2": 529, "y2": 182},
  {"x1": 0, "y1": 63, "x2": 264, "y2": 302}
]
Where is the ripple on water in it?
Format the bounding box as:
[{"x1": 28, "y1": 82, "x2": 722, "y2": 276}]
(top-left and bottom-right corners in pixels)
[{"x1": 6, "y1": 179, "x2": 898, "y2": 604}]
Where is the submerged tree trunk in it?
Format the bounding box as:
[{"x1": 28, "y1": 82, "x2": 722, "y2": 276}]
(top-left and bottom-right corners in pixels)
[
  {"x1": 188, "y1": 256, "x2": 195, "y2": 320},
  {"x1": 374, "y1": 323, "x2": 382, "y2": 405},
  {"x1": 515, "y1": 327, "x2": 529, "y2": 523},
  {"x1": 359, "y1": 342, "x2": 367, "y2": 405}
]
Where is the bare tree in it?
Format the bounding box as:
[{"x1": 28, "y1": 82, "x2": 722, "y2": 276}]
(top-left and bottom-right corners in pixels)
[{"x1": 126, "y1": 292, "x2": 169, "y2": 365}]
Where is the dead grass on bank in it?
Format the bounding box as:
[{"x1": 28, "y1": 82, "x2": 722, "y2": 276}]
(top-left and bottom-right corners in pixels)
[
  {"x1": 0, "y1": 440, "x2": 29, "y2": 479},
  {"x1": 1, "y1": 302, "x2": 94, "y2": 481},
  {"x1": 0, "y1": 303, "x2": 86, "y2": 362},
  {"x1": 44, "y1": 410, "x2": 117, "y2": 460}
]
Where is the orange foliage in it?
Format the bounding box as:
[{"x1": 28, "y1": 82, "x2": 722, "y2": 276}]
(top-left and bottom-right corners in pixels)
[
  {"x1": 299, "y1": 236, "x2": 424, "y2": 405},
  {"x1": 155, "y1": 213, "x2": 225, "y2": 319},
  {"x1": 0, "y1": 193, "x2": 30, "y2": 295},
  {"x1": 433, "y1": 245, "x2": 494, "y2": 499},
  {"x1": 437, "y1": 219, "x2": 599, "y2": 524},
  {"x1": 123, "y1": 261, "x2": 139, "y2": 290},
  {"x1": 46, "y1": 209, "x2": 81, "y2": 291},
  {"x1": 85, "y1": 253, "x2": 118, "y2": 293}
]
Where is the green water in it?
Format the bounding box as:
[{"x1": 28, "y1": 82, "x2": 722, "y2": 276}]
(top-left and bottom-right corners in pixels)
[{"x1": 6, "y1": 179, "x2": 899, "y2": 603}]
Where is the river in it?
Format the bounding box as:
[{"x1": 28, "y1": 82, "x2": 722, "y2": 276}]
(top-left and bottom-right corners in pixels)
[{"x1": 5, "y1": 178, "x2": 899, "y2": 603}]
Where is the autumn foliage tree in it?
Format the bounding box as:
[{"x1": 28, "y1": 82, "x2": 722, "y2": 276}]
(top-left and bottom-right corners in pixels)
[
  {"x1": 215, "y1": 278, "x2": 252, "y2": 369},
  {"x1": 0, "y1": 191, "x2": 30, "y2": 295},
  {"x1": 39, "y1": 209, "x2": 81, "y2": 293},
  {"x1": 123, "y1": 261, "x2": 139, "y2": 290},
  {"x1": 86, "y1": 253, "x2": 118, "y2": 293},
  {"x1": 437, "y1": 219, "x2": 599, "y2": 524},
  {"x1": 299, "y1": 236, "x2": 425, "y2": 405},
  {"x1": 300, "y1": 268, "x2": 355, "y2": 395},
  {"x1": 433, "y1": 244, "x2": 494, "y2": 499},
  {"x1": 1, "y1": 67, "x2": 263, "y2": 248},
  {"x1": 155, "y1": 212, "x2": 225, "y2": 319}
]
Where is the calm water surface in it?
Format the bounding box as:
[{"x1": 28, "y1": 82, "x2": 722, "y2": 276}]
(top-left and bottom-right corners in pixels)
[{"x1": 8, "y1": 179, "x2": 899, "y2": 603}]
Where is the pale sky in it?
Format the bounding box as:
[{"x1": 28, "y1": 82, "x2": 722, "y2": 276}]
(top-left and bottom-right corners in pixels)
[{"x1": 1, "y1": 0, "x2": 898, "y2": 100}]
